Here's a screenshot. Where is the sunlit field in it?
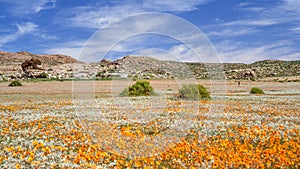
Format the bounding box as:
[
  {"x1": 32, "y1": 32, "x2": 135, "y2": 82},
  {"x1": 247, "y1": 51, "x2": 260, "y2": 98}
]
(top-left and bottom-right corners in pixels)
[{"x1": 0, "y1": 80, "x2": 299, "y2": 168}]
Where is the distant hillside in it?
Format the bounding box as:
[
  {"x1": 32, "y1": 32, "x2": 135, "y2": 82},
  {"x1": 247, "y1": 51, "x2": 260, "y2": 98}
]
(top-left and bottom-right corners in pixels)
[
  {"x1": 97, "y1": 56, "x2": 300, "y2": 80},
  {"x1": 0, "y1": 51, "x2": 81, "y2": 79},
  {"x1": 0, "y1": 51, "x2": 80, "y2": 66},
  {"x1": 187, "y1": 59, "x2": 300, "y2": 80},
  {"x1": 0, "y1": 51, "x2": 299, "y2": 81}
]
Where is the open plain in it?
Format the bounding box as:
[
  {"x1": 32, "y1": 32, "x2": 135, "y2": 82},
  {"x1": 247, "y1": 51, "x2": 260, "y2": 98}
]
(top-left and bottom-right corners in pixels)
[{"x1": 0, "y1": 80, "x2": 299, "y2": 168}]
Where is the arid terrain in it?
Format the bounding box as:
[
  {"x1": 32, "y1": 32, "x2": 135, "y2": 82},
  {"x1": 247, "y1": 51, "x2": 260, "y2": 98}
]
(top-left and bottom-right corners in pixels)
[
  {"x1": 1, "y1": 79, "x2": 299, "y2": 102},
  {"x1": 1, "y1": 51, "x2": 300, "y2": 81},
  {"x1": 0, "y1": 51, "x2": 299, "y2": 168}
]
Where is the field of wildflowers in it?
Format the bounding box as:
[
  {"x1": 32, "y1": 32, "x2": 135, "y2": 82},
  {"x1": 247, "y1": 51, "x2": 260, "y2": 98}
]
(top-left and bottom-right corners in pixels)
[{"x1": 0, "y1": 92, "x2": 299, "y2": 169}]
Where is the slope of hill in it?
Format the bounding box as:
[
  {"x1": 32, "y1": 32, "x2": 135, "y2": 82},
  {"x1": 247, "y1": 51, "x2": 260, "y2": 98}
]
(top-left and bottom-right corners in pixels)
[
  {"x1": 99, "y1": 56, "x2": 300, "y2": 80},
  {"x1": 0, "y1": 51, "x2": 299, "y2": 81},
  {"x1": 0, "y1": 51, "x2": 80, "y2": 66},
  {"x1": 0, "y1": 51, "x2": 81, "y2": 79}
]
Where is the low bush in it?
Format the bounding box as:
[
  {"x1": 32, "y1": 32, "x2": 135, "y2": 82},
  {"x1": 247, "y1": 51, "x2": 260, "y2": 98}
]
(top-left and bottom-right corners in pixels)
[
  {"x1": 8, "y1": 80, "x2": 22, "y2": 87},
  {"x1": 37, "y1": 72, "x2": 48, "y2": 78},
  {"x1": 120, "y1": 80, "x2": 156, "y2": 96},
  {"x1": 179, "y1": 83, "x2": 211, "y2": 100},
  {"x1": 250, "y1": 87, "x2": 264, "y2": 94}
]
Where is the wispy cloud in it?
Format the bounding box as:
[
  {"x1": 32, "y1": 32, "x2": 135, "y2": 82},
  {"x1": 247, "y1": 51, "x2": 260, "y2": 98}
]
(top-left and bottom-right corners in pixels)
[
  {"x1": 234, "y1": 2, "x2": 265, "y2": 12},
  {"x1": 132, "y1": 44, "x2": 216, "y2": 63},
  {"x1": 132, "y1": 48, "x2": 183, "y2": 62},
  {"x1": 63, "y1": 4, "x2": 143, "y2": 29},
  {"x1": 0, "y1": 22, "x2": 38, "y2": 47},
  {"x1": 45, "y1": 40, "x2": 86, "y2": 58},
  {"x1": 143, "y1": 0, "x2": 212, "y2": 12},
  {"x1": 56, "y1": 0, "x2": 213, "y2": 29},
  {"x1": 259, "y1": 0, "x2": 300, "y2": 23},
  {"x1": 221, "y1": 19, "x2": 280, "y2": 27},
  {"x1": 290, "y1": 27, "x2": 300, "y2": 31},
  {"x1": 3, "y1": 0, "x2": 296, "y2": 64},
  {"x1": 215, "y1": 40, "x2": 300, "y2": 63},
  {"x1": 48, "y1": 12, "x2": 221, "y2": 62},
  {"x1": 207, "y1": 28, "x2": 260, "y2": 38},
  {"x1": 0, "y1": 0, "x2": 57, "y2": 16},
  {"x1": 280, "y1": 0, "x2": 300, "y2": 12},
  {"x1": 33, "y1": 0, "x2": 57, "y2": 13},
  {"x1": 200, "y1": 0, "x2": 300, "y2": 62},
  {"x1": 206, "y1": 0, "x2": 299, "y2": 37}
]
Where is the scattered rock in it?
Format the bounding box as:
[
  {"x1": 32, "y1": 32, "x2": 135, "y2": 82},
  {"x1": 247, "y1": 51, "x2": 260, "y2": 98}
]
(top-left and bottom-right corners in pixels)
[{"x1": 0, "y1": 51, "x2": 299, "y2": 81}]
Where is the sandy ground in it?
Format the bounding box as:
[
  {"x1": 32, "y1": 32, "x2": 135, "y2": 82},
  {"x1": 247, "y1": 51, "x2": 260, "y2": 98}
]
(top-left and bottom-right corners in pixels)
[{"x1": 0, "y1": 79, "x2": 299, "y2": 103}]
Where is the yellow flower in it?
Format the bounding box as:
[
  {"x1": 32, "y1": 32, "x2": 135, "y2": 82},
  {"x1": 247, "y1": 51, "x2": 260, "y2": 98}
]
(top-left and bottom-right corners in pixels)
[{"x1": 16, "y1": 163, "x2": 21, "y2": 169}]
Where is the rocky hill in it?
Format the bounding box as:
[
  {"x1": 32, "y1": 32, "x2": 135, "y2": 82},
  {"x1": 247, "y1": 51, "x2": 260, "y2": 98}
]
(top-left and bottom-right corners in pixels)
[
  {"x1": 0, "y1": 51, "x2": 79, "y2": 66},
  {"x1": 0, "y1": 51, "x2": 81, "y2": 80},
  {"x1": 95, "y1": 56, "x2": 300, "y2": 81},
  {"x1": 0, "y1": 51, "x2": 299, "y2": 81}
]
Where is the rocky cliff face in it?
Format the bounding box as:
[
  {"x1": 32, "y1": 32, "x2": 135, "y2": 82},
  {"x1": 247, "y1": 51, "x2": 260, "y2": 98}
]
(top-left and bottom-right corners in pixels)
[{"x1": 0, "y1": 51, "x2": 299, "y2": 81}]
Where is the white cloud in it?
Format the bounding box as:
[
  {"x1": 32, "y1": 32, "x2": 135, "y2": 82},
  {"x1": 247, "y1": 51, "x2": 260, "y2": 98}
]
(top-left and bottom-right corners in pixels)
[
  {"x1": 45, "y1": 40, "x2": 86, "y2": 58},
  {"x1": 49, "y1": 12, "x2": 220, "y2": 63},
  {"x1": 290, "y1": 27, "x2": 300, "y2": 31},
  {"x1": 65, "y1": 4, "x2": 143, "y2": 29},
  {"x1": 215, "y1": 40, "x2": 299, "y2": 63},
  {"x1": 234, "y1": 2, "x2": 265, "y2": 12},
  {"x1": 221, "y1": 19, "x2": 279, "y2": 27},
  {"x1": 16, "y1": 23, "x2": 38, "y2": 34},
  {"x1": 132, "y1": 48, "x2": 180, "y2": 61},
  {"x1": 168, "y1": 44, "x2": 197, "y2": 62},
  {"x1": 281, "y1": 0, "x2": 300, "y2": 12},
  {"x1": 277, "y1": 52, "x2": 300, "y2": 61},
  {"x1": 46, "y1": 47, "x2": 82, "y2": 58},
  {"x1": 201, "y1": 0, "x2": 300, "y2": 59},
  {"x1": 258, "y1": 0, "x2": 300, "y2": 23},
  {"x1": 233, "y1": 0, "x2": 300, "y2": 24},
  {"x1": 207, "y1": 28, "x2": 260, "y2": 37},
  {"x1": 33, "y1": 0, "x2": 56, "y2": 13},
  {"x1": 143, "y1": 0, "x2": 211, "y2": 12},
  {"x1": 58, "y1": 0, "x2": 213, "y2": 29},
  {"x1": 77, "y1": 13, "x2": 221, "y2": 62},
  {"x1": 34, "y1": 33, "x2": 57, "y2": 40},
  {"x1": 0, "y1": 22, "x2": 38, "y2": 47},
  {"x1": 0, "y1": 0, "x2": 57, "y2": 15}
]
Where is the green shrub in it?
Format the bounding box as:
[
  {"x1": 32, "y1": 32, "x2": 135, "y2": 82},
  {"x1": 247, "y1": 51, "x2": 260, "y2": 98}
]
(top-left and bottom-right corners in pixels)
[
  {"x1": 1, "y1": 77, "x2": 8, "y2": 82},
  {"x1": 250, "y1": 87, "x2": 264, "y2": 94},
  {"x1": 8, "y1": 80, "x2": 22, "y2": 87},
  {"x1": 179, "y1": 83, "x2": 211, "y2": 100},
  {"x1": 37, "y1": 72, "x2": 48, "y2": 78},
  {"x1": 120, "y1": 80, "x2": 156, "y2": 96}
]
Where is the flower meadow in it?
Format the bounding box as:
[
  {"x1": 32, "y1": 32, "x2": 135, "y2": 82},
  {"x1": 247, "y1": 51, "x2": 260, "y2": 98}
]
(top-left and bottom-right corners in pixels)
[{"x1": 0, "y1": 97, "x2": 299, "y2": 169}]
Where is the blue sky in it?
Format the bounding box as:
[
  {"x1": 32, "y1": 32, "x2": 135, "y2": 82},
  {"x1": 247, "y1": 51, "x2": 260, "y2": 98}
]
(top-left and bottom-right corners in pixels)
[{"x1": 0, "y1": 0, "x2": 299, "y2": 63}]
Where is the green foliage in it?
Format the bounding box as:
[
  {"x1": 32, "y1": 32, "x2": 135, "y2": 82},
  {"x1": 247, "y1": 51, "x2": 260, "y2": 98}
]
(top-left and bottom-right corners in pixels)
[
  {"x1": 8, "y1": 80, "x2": 22, "y2": 87},
  {"x1": 1, "y1": 77, "x2": 8, "y2": 82},
  {"x1": 250, "y1": 87, "x2": 265, "y2": 94},
  {"x1": 120, "y1": 80, "x2": 156, "y2": 96},
  {"x1": 37, "y1": 72, "x2": 48, "y2": 78},
  {"x1": 179, "y1": 83, "x2": 211, "y2": 100}
]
